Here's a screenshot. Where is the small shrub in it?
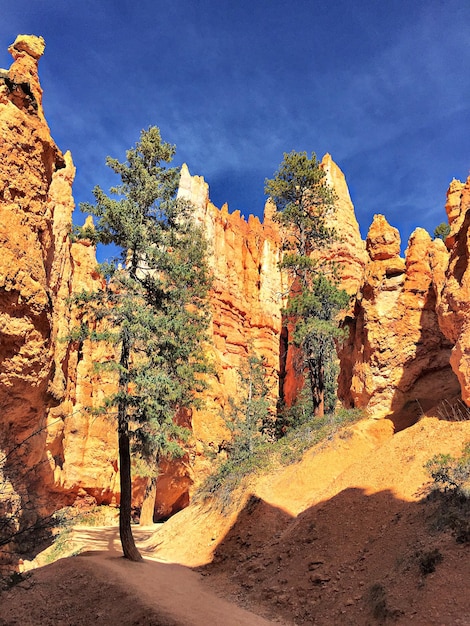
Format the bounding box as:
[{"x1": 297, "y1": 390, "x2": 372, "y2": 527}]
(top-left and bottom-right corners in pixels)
[
  {"x1": 274, "y1": 407, "x2": 362, "y2": 465},
  {"x1": 418, "y1": 548, "x2": 443, "y2": 575},
  {"x1": 0, "y1": 571, "x2": 30, "y2": 591},
  {"x1": 433, "y1": 222, "x2": 451, "y2": 242},
  {"x1": 71, "y1": 505, "x2": 119, "y2": 527},
  {"x1": 368, "y1": 583, "x2": 388, "y2": 620},
  {"x1": 425, "y1": 442, "x2": 470, "y2": 495},
  {"x1": 436, "y1": 399, "x2": 470, "y2": 422},
  {"x1": 425, "y1": 442, "x2": 470, "y2": 543},
  {"x1": 52, "y1": 504, "x2": 118, "y2": 529},
  {"x1": 197, "y1": 407, "x2": 363, "y2": 512},
  {"x1": 367, "y1": 583, "x2": 401, "y2": 621},
  {"x1": 196, "y1": 442, "x2": 271, "y2": 513},
  {"x1": 43, "y1": 527, "x2": 74, "y2": 564}
]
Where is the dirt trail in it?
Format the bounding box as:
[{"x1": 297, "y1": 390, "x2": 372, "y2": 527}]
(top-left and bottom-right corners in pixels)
[{"x1": 0, "y1": 526, "x2": 280, "y2": 625}]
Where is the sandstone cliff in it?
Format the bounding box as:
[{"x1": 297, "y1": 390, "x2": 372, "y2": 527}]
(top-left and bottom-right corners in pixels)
[
  {"x1": 0, "y1": 36, "x2": 119, "y2": 555},
  {"x1": 0, "y1": 35, "x2": 73, "y2": 536},
  {"x1": 338, "y1": 214, "x2": 461, "y2": 428},
  {"x1": 434, "y1": 175, "x2": 470, "y2": 405},
  {"x1": 320, "y1": 153, "x2": 368, "y2": 295},
  {"x1": 177, "y1": 164, "x2": 284, "y2": 491}
]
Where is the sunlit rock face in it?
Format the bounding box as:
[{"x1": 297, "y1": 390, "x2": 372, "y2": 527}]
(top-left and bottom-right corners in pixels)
[
  {"x1": 0, "y1": 35, "x2": 120, "y2": 551},
  {"x1": 47, "y1": 231, "x2": 119, "y2": 504},
  {"x1": 179, "y1": 156, "x2": 368, "y2": 457},
  {"x1": 0, "y1": 35, "x2": 71, "y2": 503},
  {"x1": 320, "y1": 154, "x2": 368, "y2": 295},
  {"x1": 338, "y1": 215, "x2": 460, "y2": 428},
  {"x1": 435, "y1": 175, "x2": 470, "y2": 406},
  {"x1": 177, "y1": 165, "x2": 284, "y2": 474}
]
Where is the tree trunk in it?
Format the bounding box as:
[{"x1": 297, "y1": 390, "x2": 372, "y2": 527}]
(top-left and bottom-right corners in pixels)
[
  {"x1": 118, "y1": 428, "x2": 142, "y2": 561},
  {"x1": 118, "y1": 331, "x2": 142, "y2": 562},
  {"x1": 139, "y1": 476, "x2": 157, "y2": 526},
  {"x1": 308, "y1": 356, "x2": 324, "y2": 418}
]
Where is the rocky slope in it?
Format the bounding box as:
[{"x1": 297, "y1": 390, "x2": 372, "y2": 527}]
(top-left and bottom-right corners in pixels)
[{"x1": 143, "y1": 411, "x2": 470, "y2": 625}]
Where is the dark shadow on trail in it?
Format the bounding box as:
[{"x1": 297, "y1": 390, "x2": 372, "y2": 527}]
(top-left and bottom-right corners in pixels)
[{"x1": 71, "y1": 524, "x2": 162, "y2": 558}]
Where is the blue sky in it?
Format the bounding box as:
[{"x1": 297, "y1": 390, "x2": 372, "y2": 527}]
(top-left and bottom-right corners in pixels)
[{"x1": 1, "y1": 1, "x2": 469, "y2": 255}]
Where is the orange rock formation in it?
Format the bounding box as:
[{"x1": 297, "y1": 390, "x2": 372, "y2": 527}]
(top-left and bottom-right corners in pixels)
[
  {"x1": 338, "y1": 215, "x2": 460, "y2": 428},
  {"x1": 0, "y1": 35, "x2": 71, "y2": 518},
  {"x1": 177, "y1": 164, "x2": 284, "y2": 483},
  {"x1": 0, "y1": 36, "x2": 119, "y2": 539},
  {"x1": 435, "y1": 175, "x2": 470, "y2": 405}
]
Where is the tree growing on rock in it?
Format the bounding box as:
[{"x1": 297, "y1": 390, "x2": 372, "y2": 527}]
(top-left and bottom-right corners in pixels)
[
  {"x1": 265, "y1": 151, "x2": 349, "y2": 419},
  {"x1": 433, "y1": 222, "x2": 450, "y2": 242},
  {"x1": 77, "y1": 127, "x2": 211, "y2": 561}
]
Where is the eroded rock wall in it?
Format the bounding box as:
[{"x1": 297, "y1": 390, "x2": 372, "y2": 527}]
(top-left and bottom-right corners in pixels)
[
  {"x1": 434, "y1": 175, "x2": 470, "y2": 405},
  {"x1": 177, "y1": 165, "x2": 284, "y2": 482},
  {"x1": 0, "y1": 37, "x2": 121, "y2": 550},
  {"x1": 338, "y1": 214, "x2": 460, "y2": 428},
  {"x1": 0, "y1": 35, "x2": 72, "y2": 525},
  {"x1": 45, "y1": 233, "x2": 119, "y2": 504},
  {"x1": 320, "y1": 154, "x2": 368, "y2": 295}
]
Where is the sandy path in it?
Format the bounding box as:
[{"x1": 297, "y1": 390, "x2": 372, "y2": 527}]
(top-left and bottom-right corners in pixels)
[
  {"x1": 0, "y1": 526, "x2": 280, "y2": 626},
  {"x1": 87, "y1": 552, "x2": 278, "y2": 626},
  {"x1": 3, "y1": 415, "x2": 469, "y2": 625},
  {"x1": 75, "y1": 524, "x2": 279, "y2": 625}
]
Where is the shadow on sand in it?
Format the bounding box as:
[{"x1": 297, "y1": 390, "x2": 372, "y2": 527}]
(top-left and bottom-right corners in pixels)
[{"x1": 197, "y1": 486, "x2": 468, "y2": 624}]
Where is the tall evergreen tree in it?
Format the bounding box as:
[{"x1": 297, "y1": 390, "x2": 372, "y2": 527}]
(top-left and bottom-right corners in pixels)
[
  {"x1": 77, "y1": 127, "x2": 211, "y2": 561},
  {"x1": 265, "y1": 151, "x2": 349, "y2": 419}
]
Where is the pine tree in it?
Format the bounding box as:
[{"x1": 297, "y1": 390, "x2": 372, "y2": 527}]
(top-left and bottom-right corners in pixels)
[
  {"x1": 433, "y1": 222, "x2": 450, "y2": 241},
  {"x1": 223, "y1": 351, "x2": 274, "y2": 457},
  {"x1": 77, "y1": 127, "x2": 211, "y2": 561},
  {"x1": 265, "y1": 151, "x2": 349, "y2": 419}
]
